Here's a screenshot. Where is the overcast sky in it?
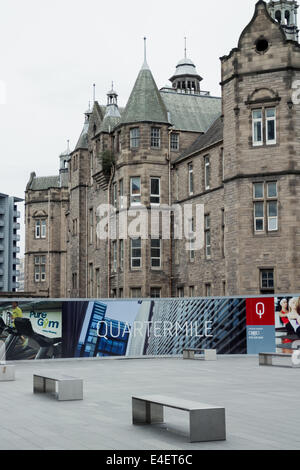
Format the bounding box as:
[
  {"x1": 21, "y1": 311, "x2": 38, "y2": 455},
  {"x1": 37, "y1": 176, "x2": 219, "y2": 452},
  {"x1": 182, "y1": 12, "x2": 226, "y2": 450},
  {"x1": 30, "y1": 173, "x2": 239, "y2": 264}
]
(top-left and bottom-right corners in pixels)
[{"x1": 0, "y1": 0, "x2": 259, "y2": 256}]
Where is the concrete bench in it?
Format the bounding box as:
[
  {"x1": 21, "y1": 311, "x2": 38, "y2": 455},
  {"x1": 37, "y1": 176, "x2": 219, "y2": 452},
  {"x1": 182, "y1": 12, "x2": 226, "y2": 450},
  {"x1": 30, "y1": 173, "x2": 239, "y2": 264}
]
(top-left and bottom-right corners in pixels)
[
  {"x1": 132, "y1": 394, "x2": 226, "y2": 442},
  {"x1": 259, "y1": 352, "x2": 300, "y2": 368},
  {"x1": 0, "y1": 364, "x2": 15, "y2": 382},
  {"x1": 183, "y1": 348, "x2": 217, "y2": 361},
  {"x1": 33, "y1": 373, "x2": 83, "y2": 401}
]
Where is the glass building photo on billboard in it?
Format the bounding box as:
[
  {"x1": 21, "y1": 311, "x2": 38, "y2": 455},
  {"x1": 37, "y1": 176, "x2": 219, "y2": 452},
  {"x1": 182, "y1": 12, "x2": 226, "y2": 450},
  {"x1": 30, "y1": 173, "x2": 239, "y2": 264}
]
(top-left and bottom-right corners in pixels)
[
  {"x1": 73, "y1": 297, "x2": 247, "y2": 358},
  {"x1": 76, "y1": 301, "x2": 130, "y2": 357}
]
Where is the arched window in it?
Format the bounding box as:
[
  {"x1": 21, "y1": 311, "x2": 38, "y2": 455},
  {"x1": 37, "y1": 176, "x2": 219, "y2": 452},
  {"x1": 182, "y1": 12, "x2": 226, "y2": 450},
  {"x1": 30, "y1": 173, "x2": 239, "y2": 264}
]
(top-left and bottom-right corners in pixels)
[
  {"x1": 275, "y1": 10, "x2": 282, "y2": 23},
  {"x1": 285, "y1": 10, "x2": 290, "y2": 25}
]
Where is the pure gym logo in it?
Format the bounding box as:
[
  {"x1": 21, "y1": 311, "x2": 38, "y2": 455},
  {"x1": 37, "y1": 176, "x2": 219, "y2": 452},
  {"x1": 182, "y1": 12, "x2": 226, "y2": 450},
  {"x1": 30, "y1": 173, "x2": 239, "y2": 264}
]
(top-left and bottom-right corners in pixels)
[{"x1": 29, "y1": 312, "x2": 59, "y2": 330}]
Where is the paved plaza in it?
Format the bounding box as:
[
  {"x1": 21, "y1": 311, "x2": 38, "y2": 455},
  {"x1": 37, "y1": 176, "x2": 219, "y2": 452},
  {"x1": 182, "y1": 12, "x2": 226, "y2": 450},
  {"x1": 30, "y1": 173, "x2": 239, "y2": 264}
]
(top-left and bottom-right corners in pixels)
[{"x1": 0, "y1": 355, "x2": 299, "y2": 450}]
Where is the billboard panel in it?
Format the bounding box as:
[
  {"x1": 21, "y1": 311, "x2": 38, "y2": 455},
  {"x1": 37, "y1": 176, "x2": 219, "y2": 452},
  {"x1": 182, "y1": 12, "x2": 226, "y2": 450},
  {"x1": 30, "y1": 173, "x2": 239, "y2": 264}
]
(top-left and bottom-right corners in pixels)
[
  {"x1": 246, "y1": 298, "x2": 276, "y2": 354},
  {"x1": 1, "y1": 295, "x2": 300, "y2": 360},
  {"x1": 0, "y1": 300, "x2": 62, "y2": 360}
]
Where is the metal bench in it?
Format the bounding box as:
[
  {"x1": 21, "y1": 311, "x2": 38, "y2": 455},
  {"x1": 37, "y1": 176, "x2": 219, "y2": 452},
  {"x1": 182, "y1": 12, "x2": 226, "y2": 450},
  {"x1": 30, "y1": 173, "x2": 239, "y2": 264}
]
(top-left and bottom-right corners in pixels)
[
  {"x1": 132, "y1": 394, "x2": 226, "y2": 442},
  {"x1": 33, "y1": 373, "x2": 83, "y2": 401},
  {"x1": 183, "y1": 348, "x2": 217, "y2": 361},
  {"x1": 0, "y1": 364, "x2": 15, "y2": 382},
  {"x1": 259, "y1": 352, "x2": 300, "y2": 368}
]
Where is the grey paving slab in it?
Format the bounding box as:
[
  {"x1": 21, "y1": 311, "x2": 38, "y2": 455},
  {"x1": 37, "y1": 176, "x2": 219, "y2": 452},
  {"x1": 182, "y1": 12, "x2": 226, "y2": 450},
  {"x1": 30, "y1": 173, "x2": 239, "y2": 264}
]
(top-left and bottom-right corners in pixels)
[{"x1": 0, "y1": 356, "x2": 299, "y2": 450}]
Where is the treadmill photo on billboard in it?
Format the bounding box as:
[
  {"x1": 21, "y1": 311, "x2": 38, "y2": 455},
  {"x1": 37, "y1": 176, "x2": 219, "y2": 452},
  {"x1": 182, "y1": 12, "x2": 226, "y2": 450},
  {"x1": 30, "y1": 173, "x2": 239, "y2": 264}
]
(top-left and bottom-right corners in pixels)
[{"x1": 0, "y1": 315, "x2": 62, "y2": 360}]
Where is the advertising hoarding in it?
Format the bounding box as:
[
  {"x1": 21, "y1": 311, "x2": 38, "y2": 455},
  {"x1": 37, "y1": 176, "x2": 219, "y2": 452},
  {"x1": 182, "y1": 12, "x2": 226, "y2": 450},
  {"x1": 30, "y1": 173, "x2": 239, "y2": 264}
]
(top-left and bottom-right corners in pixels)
[{"x1": 1, "y1": 295, "x2": 300, "y2": 360}]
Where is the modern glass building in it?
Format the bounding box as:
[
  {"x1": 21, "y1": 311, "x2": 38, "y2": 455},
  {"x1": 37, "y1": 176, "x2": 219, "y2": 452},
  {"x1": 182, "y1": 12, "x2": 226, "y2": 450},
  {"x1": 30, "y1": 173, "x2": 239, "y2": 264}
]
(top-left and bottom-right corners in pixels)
[
  {"x1": 145, "y1": 297, "x2": 247, "y2": 355},
  {"x1": 0, "y1": 193, "x2": 22, "y2": 292},
  {"x1": 75, "y1": 298, "x2": 247, "y2": 358},
  {"x1": 76, "y1": 301, "x2": 130, "y2": 357}
]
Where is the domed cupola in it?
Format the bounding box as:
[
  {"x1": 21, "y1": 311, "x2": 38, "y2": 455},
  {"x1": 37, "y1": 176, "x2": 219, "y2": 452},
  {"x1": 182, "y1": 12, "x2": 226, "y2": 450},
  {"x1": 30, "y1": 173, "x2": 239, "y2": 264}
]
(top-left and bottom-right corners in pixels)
[
  {"x1": 169, "y1": 40, "x2": 203, "y2": 94},
  {"x1": 59, "y1": 141, "x2": 71, "y2": 173},
  {"x1": 105, "y1": 83, "x2": 121, "y2": 118}
]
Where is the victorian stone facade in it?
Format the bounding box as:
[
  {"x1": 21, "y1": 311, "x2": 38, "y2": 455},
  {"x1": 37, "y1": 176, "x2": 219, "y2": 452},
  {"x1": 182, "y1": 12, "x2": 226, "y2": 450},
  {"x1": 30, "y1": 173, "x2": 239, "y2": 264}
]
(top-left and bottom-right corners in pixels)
[{"x1": 25, "y1": 1, "x2": 300, "y2": 298}]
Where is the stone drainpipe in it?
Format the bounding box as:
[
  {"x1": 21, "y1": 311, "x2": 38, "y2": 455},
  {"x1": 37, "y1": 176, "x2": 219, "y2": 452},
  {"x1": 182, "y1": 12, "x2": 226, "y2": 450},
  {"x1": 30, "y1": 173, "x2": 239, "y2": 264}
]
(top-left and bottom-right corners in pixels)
[
  {"x1": 168, "y1": 129, "x2": 173, "y2": 298},
  {"x1": 48, "y1": 190, "x2": 51, "y2": 296},
  {"x1": 107, "y1": 163, "x2": 115, "y2": 298}
]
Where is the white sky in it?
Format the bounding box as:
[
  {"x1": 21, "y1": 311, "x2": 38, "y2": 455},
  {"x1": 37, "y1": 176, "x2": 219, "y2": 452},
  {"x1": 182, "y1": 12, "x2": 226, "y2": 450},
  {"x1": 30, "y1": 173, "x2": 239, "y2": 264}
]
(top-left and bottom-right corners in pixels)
[{"x1": 0, "y1": 0, "x2": 259, "y2": 256}]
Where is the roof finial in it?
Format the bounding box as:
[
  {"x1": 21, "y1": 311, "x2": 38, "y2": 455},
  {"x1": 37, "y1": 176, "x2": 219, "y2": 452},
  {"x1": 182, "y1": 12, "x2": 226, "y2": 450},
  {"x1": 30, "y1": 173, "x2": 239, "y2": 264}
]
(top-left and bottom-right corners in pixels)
[
  {"x1": 67, "y1": 139, "x2": 70, "y2": 155},
  {"x1": 111, "y1": 81, "x2": 114, "y2": 91},
  {"x1": 142, "y1": 36, "x2": 149, "y2": 70},
  {"x1": 184, "y1": 37, "x2": 187, "y2": 59},
  {"x1": 93, "y1": 83, "x2": 96, "y2": 102}
]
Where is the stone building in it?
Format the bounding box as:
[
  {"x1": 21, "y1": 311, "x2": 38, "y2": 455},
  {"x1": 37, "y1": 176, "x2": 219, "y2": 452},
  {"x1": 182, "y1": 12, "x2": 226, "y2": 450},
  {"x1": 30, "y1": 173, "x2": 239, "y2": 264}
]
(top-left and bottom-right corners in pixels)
[{"x1": 25, "y1": 0, "x2": 300, "y2": 298}]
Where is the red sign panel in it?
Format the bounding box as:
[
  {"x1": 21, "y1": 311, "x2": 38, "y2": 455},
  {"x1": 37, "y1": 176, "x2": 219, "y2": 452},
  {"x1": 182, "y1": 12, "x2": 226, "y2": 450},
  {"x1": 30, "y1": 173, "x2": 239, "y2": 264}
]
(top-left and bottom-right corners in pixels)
[{"x1": 246, "y1": 298, "x2": 275, "y2": 326}]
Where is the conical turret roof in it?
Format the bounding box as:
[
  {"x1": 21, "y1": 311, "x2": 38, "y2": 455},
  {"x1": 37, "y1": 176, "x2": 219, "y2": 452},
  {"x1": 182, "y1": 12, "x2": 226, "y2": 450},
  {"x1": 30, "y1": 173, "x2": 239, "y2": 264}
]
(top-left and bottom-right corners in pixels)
[
  {"x1": 120, "y1": 64, "x2": 169, "y2": 125},
  {"x1": 75, "y1": 113, "x2": 89, "y2": 150}
]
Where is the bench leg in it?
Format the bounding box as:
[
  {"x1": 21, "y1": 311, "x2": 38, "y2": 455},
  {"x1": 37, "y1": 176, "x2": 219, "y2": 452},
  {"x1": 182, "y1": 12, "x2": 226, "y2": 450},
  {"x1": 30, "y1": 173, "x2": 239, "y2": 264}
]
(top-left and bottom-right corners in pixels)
[
  {"x1": 183, "y1": 351, "x2": 195, "y2": 360},
  {"x1": 33, "y1": 376, "x2": 45, "y2": 394},
  {"x1": 189, "y1": 409, "x2": 226, "y2": 443},
  {"x1": 0, "y1": 365, "x2": 15, "y2": 382},
  {"x1": 0, "y1": 340, "x2": 5, "y2": 363},
  {"x1": 148, "y1": 403, "x2": 164, "y2": 424},
  {"x1": 57, "y1": 380, "x2": 83, "y2": 401},
  {"x1": 204, "y1": 350, "x2": 217, "y2": 361},
  {"x1": 259, "y1": 355, "x2": 272, "y2": 366},
  {"x1": 45, "y1": 378, "x2": 56, "y2": 395},
  {"x1": 132, "y1": 399, "x2": 164, "y2": 424}
]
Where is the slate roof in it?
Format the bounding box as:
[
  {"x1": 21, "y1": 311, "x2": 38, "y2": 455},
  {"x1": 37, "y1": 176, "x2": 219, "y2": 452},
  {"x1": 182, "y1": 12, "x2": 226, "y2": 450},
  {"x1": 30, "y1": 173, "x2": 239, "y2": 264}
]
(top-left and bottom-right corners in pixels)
[
  {"x1": 120, "y1": 64, "x2": 169, "y2": 125},
  {"x1": 99, "y1": 115, "x2": 122, "y2": 133},
  {"x1": 99, "y1": 104, "x2": 122, "y2": 133},
  {"x1": 161, "y1": 90, "x2": 221, "y2": 133},
  {"x1": 75, "y1": 118, "x2": 89, "y2": 150},
  {"x1": 27, "y1": 173, "x2": 68, "y2": 191},
  {"x1": 175, "y1": 116, "x2": 223, "y2": 163}
]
